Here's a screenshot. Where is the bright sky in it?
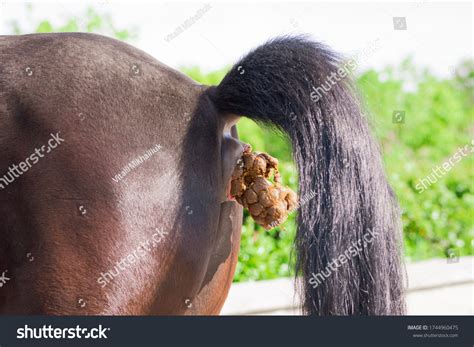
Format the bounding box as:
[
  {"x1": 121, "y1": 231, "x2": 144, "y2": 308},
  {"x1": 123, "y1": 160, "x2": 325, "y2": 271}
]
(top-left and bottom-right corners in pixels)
[{"x1": 0, "y1": 1, "x2": 472, "y2": 76}]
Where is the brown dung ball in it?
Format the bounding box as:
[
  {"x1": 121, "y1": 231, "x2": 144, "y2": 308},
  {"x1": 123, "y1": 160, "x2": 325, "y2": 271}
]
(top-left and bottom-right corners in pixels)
[{"x1": 230, "y1": 146, "x2": 298, "y2": 229}]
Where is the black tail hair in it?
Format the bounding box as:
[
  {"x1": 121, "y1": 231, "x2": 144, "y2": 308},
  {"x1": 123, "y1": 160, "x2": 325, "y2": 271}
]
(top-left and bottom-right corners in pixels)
[{"x1": 210, "y1": 36, "x2": 406, "y2": 315}]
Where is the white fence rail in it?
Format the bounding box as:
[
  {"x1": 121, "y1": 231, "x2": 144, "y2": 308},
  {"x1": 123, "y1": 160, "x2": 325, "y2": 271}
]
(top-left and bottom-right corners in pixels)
[{"x1": 221, "y1": 256, "x2": 474, "y2": 315}]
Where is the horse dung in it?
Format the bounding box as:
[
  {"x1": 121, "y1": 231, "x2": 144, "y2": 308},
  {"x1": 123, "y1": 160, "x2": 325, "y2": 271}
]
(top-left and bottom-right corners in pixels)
[{"x1": 230, "y1": 146, "x2": 298, "y2": 229}]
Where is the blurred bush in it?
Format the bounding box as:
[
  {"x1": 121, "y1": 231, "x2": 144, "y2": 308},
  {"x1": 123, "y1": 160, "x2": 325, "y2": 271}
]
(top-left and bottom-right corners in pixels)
[
  {"x1": 183, "y1": 60, "x2": 473, "y2": 282},
  {"x1": 7, "y1": 6, "x2": 137, "y2": 41}
]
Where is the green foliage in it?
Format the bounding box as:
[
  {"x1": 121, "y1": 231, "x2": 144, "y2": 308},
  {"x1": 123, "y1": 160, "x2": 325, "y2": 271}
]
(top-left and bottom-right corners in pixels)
[
  {"x1": 7, "y1": 6, "x2": 137, "y2": 41},
  {"x1": 183, "y1": 60, "x2": 474, "y2": 282},
  {"x1": 358, "y1": 60, "x2": 474, "y2": 262}
]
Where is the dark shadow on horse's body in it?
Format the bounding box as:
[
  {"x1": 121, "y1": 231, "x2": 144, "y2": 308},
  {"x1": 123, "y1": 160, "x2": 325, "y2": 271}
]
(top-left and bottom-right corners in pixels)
[{"x1": 0, "y1": 33, "x2": 243, "y2": 314}]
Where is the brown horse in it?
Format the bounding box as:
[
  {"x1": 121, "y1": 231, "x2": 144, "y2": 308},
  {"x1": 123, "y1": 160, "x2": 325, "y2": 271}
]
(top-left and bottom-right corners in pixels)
[{"x1": 0, "y1": 33, "x2": 405, "y2": 315}]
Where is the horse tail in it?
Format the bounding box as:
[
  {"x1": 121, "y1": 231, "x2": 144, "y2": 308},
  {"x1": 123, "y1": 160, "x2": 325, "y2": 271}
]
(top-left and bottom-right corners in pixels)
[{"x1": 209, "y1": 36, "x2": 405, "y2": 315}]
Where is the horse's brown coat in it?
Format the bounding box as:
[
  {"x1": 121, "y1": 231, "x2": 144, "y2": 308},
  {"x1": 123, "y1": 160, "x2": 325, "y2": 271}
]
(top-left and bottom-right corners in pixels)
[{"x1": 0, "y1": 33, "x2": 244, "y2": 315}]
